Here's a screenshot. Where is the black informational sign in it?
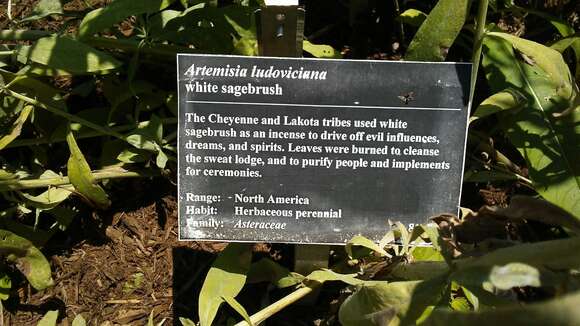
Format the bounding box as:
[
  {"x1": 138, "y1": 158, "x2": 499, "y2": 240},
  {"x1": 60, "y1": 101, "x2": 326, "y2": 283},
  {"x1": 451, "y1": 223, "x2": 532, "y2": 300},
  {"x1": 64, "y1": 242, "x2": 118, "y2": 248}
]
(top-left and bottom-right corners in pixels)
[{"x1": 177, "y1": 54, "x2": 471, "y2": 244}]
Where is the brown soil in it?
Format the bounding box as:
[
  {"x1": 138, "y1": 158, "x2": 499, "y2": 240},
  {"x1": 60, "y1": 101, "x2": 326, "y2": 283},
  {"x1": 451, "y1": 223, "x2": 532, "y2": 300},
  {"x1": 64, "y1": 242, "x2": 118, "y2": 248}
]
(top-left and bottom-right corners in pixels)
[{"x1": 1, "y1": 181, "x2": 229, "y2": 325}]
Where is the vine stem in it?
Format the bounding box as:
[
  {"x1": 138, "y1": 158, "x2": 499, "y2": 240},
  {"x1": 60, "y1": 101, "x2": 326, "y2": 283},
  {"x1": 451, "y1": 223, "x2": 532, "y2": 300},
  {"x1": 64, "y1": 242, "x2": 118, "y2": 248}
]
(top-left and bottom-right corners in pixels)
[
  {"x1": 0, "y1": 168, "x2": 157, "y2": 191},
  {"x1": 6, "y1": 118, "x2": 178, "y2": 148},
  {"x1": 469, "y1": 0, "x2": 489, "y2": 107},
  {"x1": 233, "y1": 284, "x2": 319, "y2": 326},
  {"x1": 0, "y1": 30, "x2": 198, "y2": 58},
  {"x1": 1, "y1": 88, "x2": 127, "y2": 141}
]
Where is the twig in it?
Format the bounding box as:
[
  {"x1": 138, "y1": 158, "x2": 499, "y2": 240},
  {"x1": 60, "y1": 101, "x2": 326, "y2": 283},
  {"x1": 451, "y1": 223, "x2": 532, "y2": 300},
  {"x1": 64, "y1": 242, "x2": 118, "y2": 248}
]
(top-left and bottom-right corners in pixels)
[
  {"x1": 1, "y1": 88, "x2": 127, "y2": 141},
  {"x1": 469, "y1": 0, "x2": 489, "y2": 108},
  {"x1": 233, "y1": 284, "x2": 320, "y2": 326},
  {"x1": 7, "y1": 0, "x2": 13, "y2": 21},
  {"x1": 0, "y1": 168, "x2": 159, "y2": 191}
]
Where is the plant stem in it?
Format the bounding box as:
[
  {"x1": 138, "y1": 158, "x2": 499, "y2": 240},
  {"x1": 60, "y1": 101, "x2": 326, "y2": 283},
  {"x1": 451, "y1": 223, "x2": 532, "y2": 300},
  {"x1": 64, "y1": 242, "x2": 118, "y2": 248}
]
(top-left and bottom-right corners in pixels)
[
  {"x1": 469, "y1": 0, "x2": 489, "y2": 107},
  {"x1": 233, "y1": 285, "x2": 319, "y2": 326},
  {"x1": 6, "y1": 118, "x2": 178, "y2": 148},
  {"x1": 1, "y1": 88, "x2": 127, "y2": 141},
  {"x1": 0, "y1": 51, "x2": 15, "y2": 56},
  {"x1": 0, "y1": 30, "x2": 52, "y2": 40},
  {"x1": 0, "y1": 168, "x2": 157, "y2": 191},
  {"x1": 0, "y1": 29, "x2": 197, "y2": 58}
]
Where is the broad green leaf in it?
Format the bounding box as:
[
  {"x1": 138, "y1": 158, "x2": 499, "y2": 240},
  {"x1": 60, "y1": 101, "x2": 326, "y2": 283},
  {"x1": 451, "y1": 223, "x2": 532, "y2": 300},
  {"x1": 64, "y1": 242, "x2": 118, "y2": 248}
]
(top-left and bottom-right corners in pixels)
[
  {"x1": 0, "y1": 229, "x2": 54, "y2": 290},
  {"x1": 222, "y1": 296, "x2": 253, "y2": 326},
  {"x1": 20, "y1": 0, "x2": 64, "y2": 23},
  {"x1": 78, "y1": 0, "x2": 177, "y2": 39},
  {"x1": 346, "y1": 235, "x2": 388, "y2": 258},
  {"x1": 306, "y1": 269, "x2": 363, "y2": 286},
  {"x1": 483, "y1": 32, "x2": 579, "y2": 217},
  {"x1": 20, "y1": 186, "x2": 73, "y2": 210},
  {"x1": 225, "y1": 15, "x2": 258, "y2": 56},
  {"x1": 470, "y1": 89, "x2": 526, "y2": 123},
  {"x1": 464, "y1": 170, "x2": 519, "y2": 182},
  {"x1": 424, "y1": 290, "x2": 580, "y2": 325},
  {"x1": 405, "y1": 0, "x2": 469, "y2": 61},
  {"x1": 339, "y1": 276, "x2": 448, "y2": 326},
  {"x1": 37, "y1": 310, "x2": 58, "y2": 326},
  {"x1": 117, "y1": 147, "x2": 152, "y2": 164},
  {"x1": 411, "y1": 247, "x2": 444, "y2": 262},
  {"x1": 179, "y1": 317, "x2": 196, "y2": 326},
  {"x1": 389, "y1": 261, "x2": 448, "y2": 281},
  {"x1": 486, "y1": 195, "x2": 580, "y2": 233},
  {"x1": 303, "y1": 40, "x2": 342, "y2": 58},
  {"x1": 489, "y1": 263, "x2": 541, "y2": 290},
  {"x1": 198, "y1": 243, "x2": 252, "y2": 326},
  {"x1": 396, "y1": 9, "x2": 427, "y2": 27},
  {"x1": 72, "y1": 314, "x2": 87, "y2": 326},
  {"x1": 66, "y1": 131, "x2": 111, "y2": 209},
  {"x1": 0, "y1": 273, "x2": 11, "y2": 300},
  {"x1": 524, "y1": 7, "x2": 580, "y2": 78},
  {"x1": 455, "y1": 236, "x2": 580, "y2": 271},
  {"x1": 550, "y1": 36, "x2": 580, "y2": 53},
  {"x1": 0, "y1": 105, "x2": 32, "y2": 150},
  {"x1": 16, "y1": 36, "x2": 121, "y2": 75}
]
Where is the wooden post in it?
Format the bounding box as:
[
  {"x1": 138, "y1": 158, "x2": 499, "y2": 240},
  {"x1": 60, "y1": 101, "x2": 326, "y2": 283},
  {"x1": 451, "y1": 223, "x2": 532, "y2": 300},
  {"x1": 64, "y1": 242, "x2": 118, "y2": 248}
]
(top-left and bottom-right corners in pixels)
[{"x1": 255, "y1": 1, "x2": 330, "y2": 279}]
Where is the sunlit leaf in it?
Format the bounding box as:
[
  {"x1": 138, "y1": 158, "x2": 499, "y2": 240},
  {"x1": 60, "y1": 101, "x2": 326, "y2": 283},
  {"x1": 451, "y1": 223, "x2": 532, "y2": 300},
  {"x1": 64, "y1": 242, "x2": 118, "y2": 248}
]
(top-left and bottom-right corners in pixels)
[
  {"x1": 339, "y1": 276, "x2": 447, "y2": 326},
  {"x1": 37, "y1": 310, "x2": 58, "y2": 326},
  {"x1": 0, "y1": 105, "x2": 33, "y2": 150},
  {"x1": 306, "y1": 269, "x2": 363, "y2": 286},
  {"x1": 0, "y1": 229, "x2": 54, "y2": 290},
  {"x1": 470, "y1": 88, "x2": 526, "y2": 123},
  {"x1": 397, "y1": 9, "x2": 427, "y2": 27},
  {"x1": 489, "y1": 263, "x2": 541, "y2": 290},
  {"x1": 0, "y1": 273, "x2": 11, "y2": 300},
  {"x1": 222, "y1": 296, "x2": 253, "y2": 326},
  {"x1": 66, "y1": 131, "x2": 111, "y2": 209},
  {"x1": 405, "y1": 0, "x2": 469, "y2": 61},
  {"x1": 19, "y1": 0, "x2": 64, "y2": 23},
  {"x1": 20, "y1": 186, "x2": 73, "y2": 210},
  {"x1": 198, "y1": 243, "x2": 252, "y2": 326},
  {"x1": 346, "y1": 235, "x2": 389, "y2": 258},
  {"x1": 424, "y1": 290, "x2": 580, "y2": 325},
  {"x1": 72, "y1": 314, "x2": 87, "y2": 326},
  {"x1": 78, "y1": 0, "x2": 177, "y2": 39},
  {"x1": 303, "y1": 40, "x2": 342, "y2": 58},
  {"x1": 483, "y1": 32, "x2": 579, "y2": 218},
  {"x1": 16, "y1": 36, "x2": 121, "y2": 75},
  {"x1": 247, "y1": 258, "x2": 302, "y2": 288}
]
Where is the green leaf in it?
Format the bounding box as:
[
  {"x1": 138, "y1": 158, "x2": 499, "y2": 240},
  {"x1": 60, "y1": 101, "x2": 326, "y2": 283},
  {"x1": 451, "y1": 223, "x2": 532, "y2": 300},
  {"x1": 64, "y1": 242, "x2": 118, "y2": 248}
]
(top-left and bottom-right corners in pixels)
[
  {"x1": 16, "y1": 36, "x2": 121, "y2": 75},
  {"x1": 550, "y1": 36, "x2": 580, "y2": 53},
  {"x1": 339, "y1": 276, "x2": 448, "y2": 326},
  {"x1": 225, "y1": 14, "x2": 258, "y2": 56},
  {"x1": 470, "y1": 89, "x2": 526, "y2": 123},
  {"x1": 179, "y1": 317, "x2": 196, "y2": 326},
  {"x1": 20, "y1": 0, "x2": 64, "y2": 23},
  {"x1": 396, "y1": 9, "x2": 427, "y2": 28},
  {"x1": 72, "y1": 314, "x2": 87, "y2": 326},
  {"x1": 198, "y1": 243, "x2": 252, "y2": 326},
  {"x1": 423, "y1": 290, "x2": 580, "y2": 325},
  {"x1": 37, "y1": 310, "x2": 58, "y2": 326},
  {"x1": 412, "y1": 247, "x2": 444, "y2": 262},
  {"x1": 306, "y1": 269, "x2": 363, "y2": 286},
  {"x1": 222, "y1": 296, "x2": 253, "y2": 326},
  {"x1": 486, "y1": 195, "x2": 580, "y2": 234},
  {"x1": 0, "y1": 229, "x2": 54, "y2": 290},
  {"x1": 78, "y1": 0, "x2": 177, "y2": 39},
  {"x1": 455, "y1": 236, "x2": 580, "y2": 271},
  {"x1": 405, "y1": 0, "x2": 469, "y2": 61},
  {"x1": 66, "y1": 130, "x2": 111, "y2": 209},
  {"x1": 20, "y1": 186, "x2": 73, "y2": 210},
  {"x1": 0, "y1": 273, "x2": 11, "y2": 300},
  {"x1": 483, "y1": 32, "x2": 580, "y2": 218},
  {"x1": 303, "y1": 40, "x2": 342, "y2": 58},
  {"x1": 489, "y1": 263, "x2": 541, "y2": 290},
  {"x1": 346, "y1": 235, "x2": 389, "y2": 258},
  {"x1": 0, "y1": 105, "x2": 32, "y2": 150}
]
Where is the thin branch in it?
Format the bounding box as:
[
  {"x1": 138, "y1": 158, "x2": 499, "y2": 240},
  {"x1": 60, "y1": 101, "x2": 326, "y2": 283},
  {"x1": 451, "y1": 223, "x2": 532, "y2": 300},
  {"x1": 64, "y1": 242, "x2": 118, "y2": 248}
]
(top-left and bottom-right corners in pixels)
[
  {"x1": 469, "y1": 0, "x2": 489, "y2": 108},
  {"x1": 0, "y1": 168, "x2": 158, "y2": 191}
]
